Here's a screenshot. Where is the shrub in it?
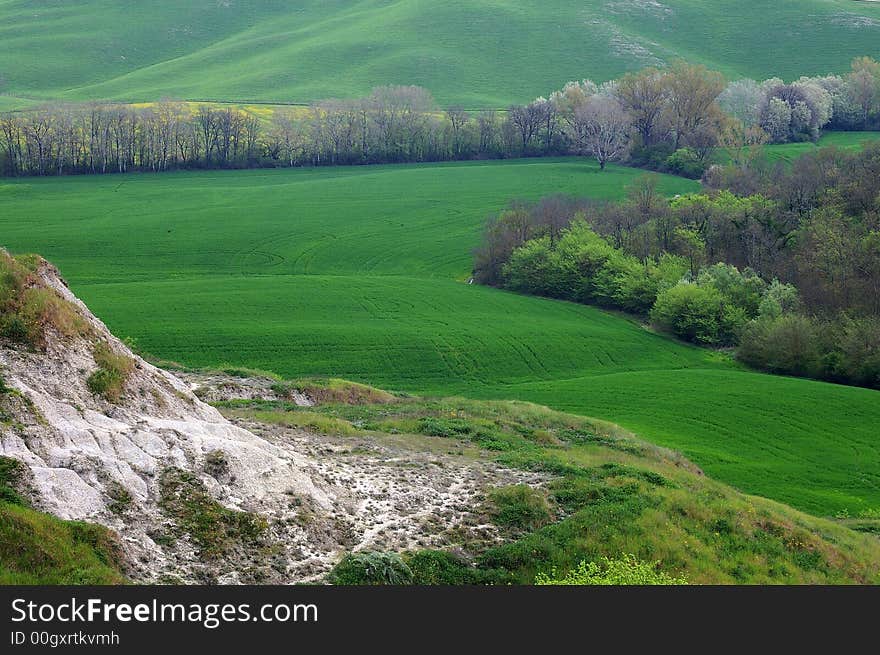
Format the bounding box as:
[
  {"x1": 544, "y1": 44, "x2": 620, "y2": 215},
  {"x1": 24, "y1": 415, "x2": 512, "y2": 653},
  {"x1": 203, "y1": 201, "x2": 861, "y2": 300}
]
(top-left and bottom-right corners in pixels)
[
  {"x1": 536, "y1": 554, "x2": 687, "y2": 585},
  {"x1": 629, "y1": 143, "x2": 675, "y2": 171},
  {"x1": 738, "y1": 315, "x2": 820, "y2": 377},
  {"x1": 665, "y1": 148, "x2": 706, "y2": 179},
  {"x1": 406, "y1": 550, "x2": 492, "y2": 585},
  {"x1": 831, "y1": 315, "x2": 880, "y2": 388},
  {"x1": 502, "y1": 236, "x2": 573, "y2": 298},
  {"x1": 488, "y1": 485, "x2": 553, "y2": 531},
  {"x1": 328, "y1": 552, "x2": 413, "y2": 585},
  {"x1": 651, "y1": 282, "x2": 725, "y2": 345},
  {"x1": 418, "y1": 416, "x2": 473, "y2": 438},
  {"x1": 696, "y1": 264, "x2": 766, "y2": 317},
  {"x1": 757, "y1": 280, "x2": 802, "y2": 320}
]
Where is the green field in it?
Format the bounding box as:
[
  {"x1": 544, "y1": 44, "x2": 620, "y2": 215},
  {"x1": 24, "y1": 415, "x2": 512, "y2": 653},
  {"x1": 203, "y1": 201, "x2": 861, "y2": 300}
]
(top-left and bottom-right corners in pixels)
[
  {"x1": 1, "y1": 0, "x2": 879, "y2": 109},
  {"x1": 757, "y1": 132, "x2": 880, "y2": 163},
  {"x1": 2, "y1": 158, "x2": 880, "y2": 517}
]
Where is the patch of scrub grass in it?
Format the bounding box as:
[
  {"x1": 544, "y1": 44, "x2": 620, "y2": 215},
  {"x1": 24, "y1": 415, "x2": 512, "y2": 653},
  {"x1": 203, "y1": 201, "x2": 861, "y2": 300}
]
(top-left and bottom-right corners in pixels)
[
  {"x1": 275, "y1": 378, "x2": 398, "y2": 405},
  {"x1": 487, "y1": 485, "x2": 554, "y2": 533},
  {"x1": 105, "y1": 482, "x2": 133, "y2": 516},
  {"x1": 0, "y1": 504, "x2": 128, "y2": 585},
  {"x1": 222, "y1": 406, "x2": 360, "y2": 436},
  {"x1": 306, "y1": 386, "x2": 880, "y2": 585},
  {"x1": 158, "y1": 468, "x2": 267, "y2": 560},
  {"x1": 404, "y1": 550, "x2": 511, "y2": 585},
  {"x1": 0, "y1": 251, "x2": 88, "y2": 350},
  {"x1": 327, "y1": 552, "x2": 414, "y2": 585},
  {"x1": 86, "y1": 343, "x2": 135, "y2": 402}
]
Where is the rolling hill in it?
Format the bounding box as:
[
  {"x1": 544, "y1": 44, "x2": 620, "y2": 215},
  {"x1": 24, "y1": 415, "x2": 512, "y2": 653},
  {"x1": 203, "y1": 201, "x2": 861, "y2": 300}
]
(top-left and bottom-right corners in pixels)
[
  {"x1": 1, "y1": 0, "x2": 879, "y2": 109},
  {"x1": 2, "y1": 158, "x2": 880, "y2": 517}
]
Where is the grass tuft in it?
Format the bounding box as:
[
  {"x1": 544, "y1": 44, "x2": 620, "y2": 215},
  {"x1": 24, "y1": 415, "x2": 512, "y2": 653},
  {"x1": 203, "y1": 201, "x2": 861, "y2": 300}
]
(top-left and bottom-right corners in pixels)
[{"x1": 86, "y1": 343, "x2": 135, "y2": 402}]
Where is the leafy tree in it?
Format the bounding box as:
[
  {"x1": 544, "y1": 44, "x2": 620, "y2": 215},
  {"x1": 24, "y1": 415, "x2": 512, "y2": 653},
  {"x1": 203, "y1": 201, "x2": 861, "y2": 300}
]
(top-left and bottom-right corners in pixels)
[{"x1": 651, "y1": 282, "x2": 725, "y2": 345}]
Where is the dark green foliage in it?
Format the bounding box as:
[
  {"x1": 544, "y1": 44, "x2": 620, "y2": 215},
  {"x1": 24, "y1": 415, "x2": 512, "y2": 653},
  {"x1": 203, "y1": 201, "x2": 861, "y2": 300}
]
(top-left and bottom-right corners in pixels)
[
  {"x1": 418, "y1": 417, "x2": 474, "y2": 438},
  {"x1": 105, "y1": 482, "x2": 133, "y2": 516},
  {"x1": 406, "y1": 550, "x2": 513, "y2": 585},
  {"x1": 417, "y1": 416, "x2": 514, "y2": 451},
  {"x1": 740, "y1": 313, "x2": 880, "y2": 388},
  {"x1": 559, "y1": 429, "x2": 644, "y2": 455},
  {"x1": 629, "y1": 143, "x2": 676, "y2": 171},
  {"x1": 0, "y1": 489, "x2": 127, "y2": 584},
  {"x1": 500, "y1": 222, "x2": 679, "y2": 314},
  {"x1": 0, "y1": 456, "x2": 27, "y2": 506},
  {"x1": 487, "y1": 485, "x2": 554, "y2": 532},
  {"x1": 327, "y1": 552, "x2": 413, "y2": 585},
  {"x1": 664, "y1": 148, "x2": 707, "y2": 179},
  {"x1": 739, "y1": 314, "x2": 820, "y2": 376},
  {"x1": 651, "y1": 283, "x2": 728, "y2": 345}
]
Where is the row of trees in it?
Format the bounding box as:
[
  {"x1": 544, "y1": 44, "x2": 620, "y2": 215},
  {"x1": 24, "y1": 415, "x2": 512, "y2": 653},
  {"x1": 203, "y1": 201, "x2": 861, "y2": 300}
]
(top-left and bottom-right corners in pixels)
[
  {"x1": 720, "y1": 57, "x2": 880, "y2": 142},
  {"x1": 4, "y1": 57, "x2": 879, "y2": 177},
  {"x1": 474, "y1": 142, "x2": 880, "y2": 388}
]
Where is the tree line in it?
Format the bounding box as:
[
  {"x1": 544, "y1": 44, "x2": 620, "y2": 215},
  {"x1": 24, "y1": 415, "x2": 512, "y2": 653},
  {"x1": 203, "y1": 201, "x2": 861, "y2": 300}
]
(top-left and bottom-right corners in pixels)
[
  {"x1": 2, "y1": 57, "x2": 879, "y2": 177},
  {"x1": 474, "y1": 142, "x2": 880, "y2": 389}
]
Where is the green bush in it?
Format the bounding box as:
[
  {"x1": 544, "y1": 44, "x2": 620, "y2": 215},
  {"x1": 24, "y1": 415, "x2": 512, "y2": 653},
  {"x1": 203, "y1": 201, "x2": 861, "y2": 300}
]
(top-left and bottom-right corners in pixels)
[
  {"x1": 696, "y1": 264, "x2": 766, "y2": 317},
  {"x1": 651, "y1": 282, "x2": 725, "y2": 344},
  {"x1": 328, "y1": 552, "x2": 413, "y2": 585},
  {"x1": 418, "y1": 416, "x2": 473, "y2": 438},
  {"x1": 665, "y1": 148, "x2": 706, "y2": 179},
  {"x1": 502, "y1": 236, "x2": 573, "y2": 298},
  {"x1": 406, "y1": 550, "x2": 505, "y2": 585},
  {"x1": 488, "y1": 485, "x2": 553, "y2": 531},
  {"x1": 831, "y1": 315, "x2": 880, "y2": 388},
  {"x1": 536, "y1": 554, "x2": 687, "y2": 585},
  {"x1": 738, "y1": 314, "x2": 820, "y2": 377}
]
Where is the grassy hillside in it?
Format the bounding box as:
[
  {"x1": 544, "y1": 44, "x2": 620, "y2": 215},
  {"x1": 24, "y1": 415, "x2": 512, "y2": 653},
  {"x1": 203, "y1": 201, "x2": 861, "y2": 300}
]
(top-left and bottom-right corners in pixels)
[
  {"x1": 732, "y1": 132, "x2": 880, "y2": 165},
  {"x1": 1, "y1": 0, "x2": 879, "y2": 108},
  {"x1": 3, "y1": 158, "x2": 880, "y2": 517},
  {"x1": 220, "y1": 388, "x2": 880, "y2": 585},
  {"x1": 0, "y1": 457, "x2": 127, "y2": 584}
]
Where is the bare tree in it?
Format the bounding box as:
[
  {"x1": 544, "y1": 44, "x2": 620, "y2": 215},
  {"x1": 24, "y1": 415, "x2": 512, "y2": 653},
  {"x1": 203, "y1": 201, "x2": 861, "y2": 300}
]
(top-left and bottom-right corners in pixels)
[
  {"x1": 445, "y1": 105, "x2": 469, "y2": 157},
  {"x1": 615, "y1": 68, "x2": 669, "y2": 146},
  {"x1": 571, "y1": 96, "x2": 632, "y2": 170}
]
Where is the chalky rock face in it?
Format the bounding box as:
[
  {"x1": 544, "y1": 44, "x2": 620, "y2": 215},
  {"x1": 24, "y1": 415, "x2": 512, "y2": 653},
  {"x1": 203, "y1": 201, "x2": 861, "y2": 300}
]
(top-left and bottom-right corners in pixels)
[
  {"x1": 0, "y1": 260, "x2": 332, "y2": 581},
  {"x1": 0, "y1": 259, "x2": 535, "y2": 583}
]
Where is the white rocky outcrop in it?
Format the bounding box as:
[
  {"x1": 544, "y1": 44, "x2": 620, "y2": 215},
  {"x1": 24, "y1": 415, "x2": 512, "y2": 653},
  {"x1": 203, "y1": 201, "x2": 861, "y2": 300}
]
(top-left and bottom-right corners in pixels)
[{"x1": 0, "y1": 260, "x2": 538, "y2": 583}]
